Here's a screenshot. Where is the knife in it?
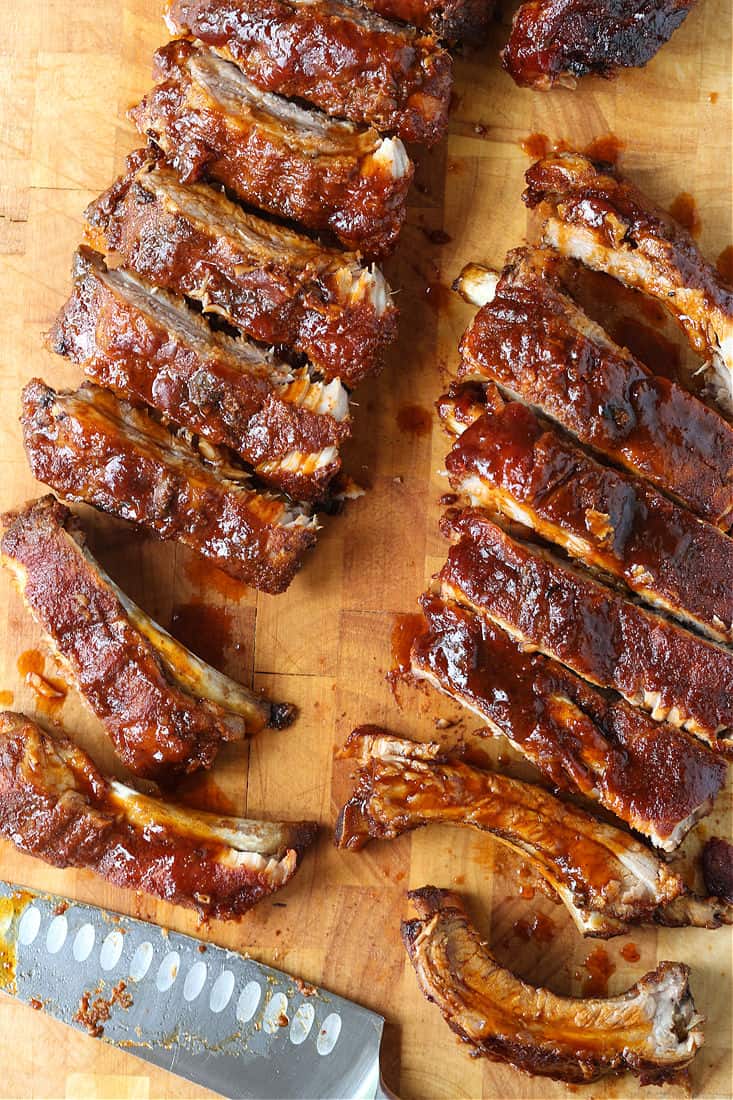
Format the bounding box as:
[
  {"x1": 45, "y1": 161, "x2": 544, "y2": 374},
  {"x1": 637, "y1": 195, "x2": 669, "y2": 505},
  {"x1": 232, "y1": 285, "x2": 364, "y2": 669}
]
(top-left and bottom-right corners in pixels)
[{"x1": 0, "y1": 881, "x2": 397, "y2": 1099}]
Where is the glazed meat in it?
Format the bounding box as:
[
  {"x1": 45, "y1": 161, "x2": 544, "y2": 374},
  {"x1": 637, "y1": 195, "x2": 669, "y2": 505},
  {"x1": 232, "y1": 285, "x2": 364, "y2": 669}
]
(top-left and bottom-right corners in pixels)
[
  {"x1": 49, "y1": 248, "x2": 350, "y2": 502},
  {"x1": 411, "y1": 595, "x2": 725, "y2": 851},
  {"x1": 21, "y1": 380, "x2": 317, "y2": 594},
  {"x1": 526, "y1": 152, "x2": 733, "y2": 412},
  {"x1": 0, "y1": 497, "x2": 293, "y2": 778},
  {"x1": 164, "y1": 0, "x2": 452, "y2": 145},
  {"x1": 440, "y1": 509, "x2": 733, "y2": 749},
  {"x1": 0, "y1": 712, "x2": 316, "y2": 918},
  {"x1": 442, "y1": 394, "x2": 733, "y2": 643},
  {"x1": 502, "y1": 0, "x2": 697, "y2": 89},
  {"x1": 85, "y1": 154, "x2": 397, "y2": 389},
  {"x1": 335, "y1": 729, "x2": 710, "y2": 937},
  {"x1": 456, "y1": 249, "x2": 733, "y2": 528},
  {"x1": 402, "y1": 888, "x2": 704, "y2": 1084},
  {"x1": 358, "y1": 0, "x2": 494, "y2": 41},
  {"x1": 130, "y1": 41, "x2": 413, "y2": 257}
]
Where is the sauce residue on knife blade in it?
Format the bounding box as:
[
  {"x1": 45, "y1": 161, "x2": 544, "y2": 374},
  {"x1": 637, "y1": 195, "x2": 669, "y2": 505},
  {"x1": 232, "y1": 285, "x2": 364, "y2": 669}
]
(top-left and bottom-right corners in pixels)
[{"x1": 0, "y1": 890, "x2": 34, "y2": 993}]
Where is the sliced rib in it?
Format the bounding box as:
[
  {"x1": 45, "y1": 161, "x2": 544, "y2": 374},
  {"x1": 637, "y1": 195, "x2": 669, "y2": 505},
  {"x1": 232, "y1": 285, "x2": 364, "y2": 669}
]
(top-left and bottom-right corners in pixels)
[
  {"x1": 441, "y1": 394, "x2": 733, "y2": 643},
  {"x1": 164, "y1": 0, "x2": 452, "y2": 145},
  {"x1": 0, "y1": 712, "x2": 316, "y2": 918},
  {"x1": 502, "y1": 0, "x2": 697, "y2": 90},
  {"x1": 456, "y1": 248, "x2": 733, "y2": 528},
  {"x1": 130, "y1": 41, "x2": 413, "y2": 257},
  {"x1": 335, "y1": 728, "x2": 699, "y2": 937},
  {"x1": 85, "y1": 153, "x2": 397, "y2": 388},
  {"x1": 21, "y1": 380, "x2": 317, "y2": 594},
  {"x1": 411, "y1": 594, "x2": 725, "y2": 851},
  {"x1": 402, "y1": 888, "x2": 704, "y2": 1084},
  {"x1": 49, "y1": 247, "x2": 349, "y2": 502},
  {"x1": 1, "y1": 496, "x2": 293, "y2": 778},
  {"x1": 525, "y1": 152, "x2": 733, "y2": 412},
  {"x1": 440, "y1": 509, "x2": 733, "y2": 749},
  {"x1": 357, "y1": 0, "x2": 494, "y2": 41}
]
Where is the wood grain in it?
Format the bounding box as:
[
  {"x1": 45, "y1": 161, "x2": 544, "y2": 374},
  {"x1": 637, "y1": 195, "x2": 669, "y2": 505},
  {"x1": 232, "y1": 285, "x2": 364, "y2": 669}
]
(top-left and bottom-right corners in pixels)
[{"x1": 0, "y1": 2, "x2": 731, "y2": 1097}]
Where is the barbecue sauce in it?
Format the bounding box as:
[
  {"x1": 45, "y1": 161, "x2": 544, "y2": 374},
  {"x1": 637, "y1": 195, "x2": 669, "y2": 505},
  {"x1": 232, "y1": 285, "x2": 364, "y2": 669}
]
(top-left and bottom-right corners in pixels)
[
  {"x1": 581, "y1": 947, "x2": 615, "y2": 997},
  {"x1": 609, "y1": 317, "x2": 682, "y2": 383},
  {"x1": 512, "y1": 913, "x2": 555, "y2": 943},
  {"x1": 396, "y1": 405, "x2": 432, "y2": 437},
  {"x1": 716, "y1": 246, "x2": 733, "y2": 286},
  {"x1": 669, "y1": 192, "x2": 701, "y2": 236},
  {"x1": 17, "y1": 650, "x2": 67, "y2": 714},
  {"x1": 621, "y1": 943, "x2": 640, "y2": 963},
  {"x1": 390, "y1": 613, "x2": 426, "y2": 676},
  {"x1": 170, "y1": 602, "x2": 234, "y2": 670}
]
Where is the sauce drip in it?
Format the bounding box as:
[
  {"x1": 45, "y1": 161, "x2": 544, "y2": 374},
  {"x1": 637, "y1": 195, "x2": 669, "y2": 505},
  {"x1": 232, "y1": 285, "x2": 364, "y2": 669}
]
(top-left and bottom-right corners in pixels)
[
  {"x1": 170, "y1": 601, "x2": 234, "y2": 670},
  {"x1": 584, "y1": 133, "x2": 624, "y2": 165},
  {"x1": 521, "y1": 132, "x2": 551, "y2": 159},
  {"x1": 0, "y1": 691, "x2": 14, "y2": 707},
  {"x1": 175, "y1": 771, "x2": 238, "y2": 815},
  {"x1": 518, "y1": 884, "x2": 535, "y2": 900},
  {"x1": 396, "y1": 404, "x2": 432, "y2": 437},
  {"x1": 17, "y1": 650, "x2": 67, "y2": 714},
  {"x1": 582, "y1": 946, "x2": 615, "y2": 997},
  {"x1": 520, "y1": 133, "x2": 622, "y2": 165},
  {"x1": 669, "y1": 192, "x2": 701, "y2": 236},
  {"x1": 709, "y1": 91, "x2": 719, "y2": 103},
  {"x1": 621, "y1": 942, "x2": 640, "y2": 963},
  {"x1": 183, "y1": 554, "x2": 249, "y2": 600},
  {"x1": 424, "y1": 280, "x2": 452, "y2": 312},
  {"x1": 421, "y1": 227, "x2": 452, "y2": 245},
  {"x1": 610, "y1": 317, "x2": 682, "y2": 383},
  {"x1": 390, "y1": 612, "x2": 426, "y2": 676},
  {"x1": 716, "y1": 245, "x2": 733, "y2": 286},
  {"x1": 512, "y1": 913, "x2": 555, "y2": 943}
]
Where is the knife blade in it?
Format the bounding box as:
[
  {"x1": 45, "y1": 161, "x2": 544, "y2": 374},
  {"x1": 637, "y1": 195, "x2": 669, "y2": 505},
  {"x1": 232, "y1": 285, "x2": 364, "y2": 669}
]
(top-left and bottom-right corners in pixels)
[{"x1": 0, "y1": 881, "x2": 395, "y2": 1099}]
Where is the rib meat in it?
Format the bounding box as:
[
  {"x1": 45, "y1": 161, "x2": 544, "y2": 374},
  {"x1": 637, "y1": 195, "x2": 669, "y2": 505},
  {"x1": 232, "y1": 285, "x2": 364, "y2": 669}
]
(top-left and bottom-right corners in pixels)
[
  {"x1": 0, "y1": 712, "x2": 316, "y2": 918},
  {"x1": 335, "y1": 729, "x2": 707, "y2": 937},
  {"x1": 357, "y1": 0, "x2": 494, "y2": 41},
  {"x1": 456, "y1": 249, "x2": 733, "y2": 528},
  {"x1": 130, "y1": 41, "x2": 413, "y2": 257},
  {"x1": 411, "y1": 594, "x2": 725, "y2": 850},
  {"x1": 1, "y1": 496, "x2": 293, "y2": 778},
  {"x1": 21, "y1": 380, "x2": 317, "y2": 594},
  {"x1": 164, "y1": 0, "x2": 452, "y2": 145},
  {"x1": 85, "y1": 153, "x2": 397, "y2": 388},
  {"x1": 442, "y1": 394, "x2": 733, "y2": 643},
  {"x1": 49, "y1": 247, "x2": 350, "y2": 502},
  {"x1": 440, "y1": 509, "x2": 733, "y2": 749},
  {"x1": 525, "y1": 152, "x2": 733, "y2": 412},
  {"x1": 402, "y1": 887, "x2": 704, "y2": 1084},
  {"x1": 502, "y1": 0, "x2": 697, "y2": 90}
]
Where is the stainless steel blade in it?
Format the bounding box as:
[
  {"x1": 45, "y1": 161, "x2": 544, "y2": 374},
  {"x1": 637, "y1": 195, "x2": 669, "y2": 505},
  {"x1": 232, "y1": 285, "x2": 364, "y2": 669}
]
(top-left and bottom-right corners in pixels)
[{"x1": 0, "y1": 881, "x2": 388, "y2": 1100}]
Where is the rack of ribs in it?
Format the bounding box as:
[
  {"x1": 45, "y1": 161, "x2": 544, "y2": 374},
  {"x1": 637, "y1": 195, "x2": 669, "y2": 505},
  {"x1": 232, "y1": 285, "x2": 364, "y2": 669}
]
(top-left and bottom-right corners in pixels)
[
  {"x1": 1, "y1": 497, "x2": 294, "y2": 778},
  {"x1": 502, "y1": 0, "x2": 697, "y2": 89},
  {"x1": 440, "y1": 388, "x2": 733, "y2": 643},
  {"x1": 411, "y1": 594, "x2": 725, "y2": 851},
  {"x1": 525, "y1": 151, "x2": 733, "y2": 413},
  {"x1": 455, "y1": 248, "x2": 733, "y2": 529},
  {"x1": 85, "y1": 153, "x2": 397, "y2": 389},
  {"x1": 21, "y1": 380, "x2": 318, "y2": 594},
  {"x1": 440, "y1": 508, "x2": 733, "y2": 750},
  {"x1": 0, "y1": 712, "x2": 316, "y2": 918},
  {"x1": 335, "y1": 728, "x2": 733, "y2": 937},
  {"x1": 49, "y1": 247, "x2": 350, "y2": 502},
  {"x1": 402, "y1": 887, "x2": 704, "y2": 1084},
  {"x1": 130, "y1": 41, "x2": 413, "y2": 257},
  {"x1": 356, "y1": 0, "x2": 495, "y2": 41},
  {"x1": 164, "y1": 0, "x2": 452, "y2": 145}
]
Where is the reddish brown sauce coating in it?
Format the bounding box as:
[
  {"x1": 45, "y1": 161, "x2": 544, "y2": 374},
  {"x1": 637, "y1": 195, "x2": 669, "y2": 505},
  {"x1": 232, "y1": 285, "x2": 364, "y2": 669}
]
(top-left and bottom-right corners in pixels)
[
  {"x1": 183, "y1": 554, "x2": 250, "y2": 601},
  {"x1": 621, "y1": 942, "x2": 640, "y2": 963},
  {"x1": 49, "y1": 248, "x2": 348, "y2": 501},
  {"x1": 85, "y1": 155, "x2": 397, "y2": 387},
  {"x1": 2, "y1": 497, "x2": 238, "y2": 779},
  {"x1": 702, "y1": 837, "x2": 733, "y2": 903},
  {"x1": 716, "y1": 245, "x2": 733, "y2": 286},
  {"x1": 583, "y1": 134, "x2": 624, "y2": 166},
  {"x1": 446, "y1": 401, "x2": 733, "y2": 642},
  {"x1": 390, "y1": 612, "x2": 426, "y2": 676},
  {"x1": 441, "y1": 509, "x2": 733, "y2": 744},
  {"x1": 396, "y1": 404, "x2": 432, "y2": 436},
  {"x1": 411, "y1": 594, "x2": 725, "y2": 846},
  {"x1": 170, "y1": 602, "x2": 234, "y2": 671},
  {"x1": 357, "y1": 0, "x2": 495, "y2": 41},
  {"x1": 512, "y1": 913, "x2": 556, "y2": 943},
  {"x1": 502, "y1": 0, "x2": 697, "y2": 88},
  {"x1": 582, "y1": 946, "x2": 615, "y2": 997},
  {"x1": 0, "y1": 712, "x2": 316, "y2": 919},
  {"x1": 459, "y1": 248, "x2": 733, "y2": 527},
  {"x1": 17, "y1": 650, "x2": 67, "y2": 715},
  {"x1": 609, "y1": 317, "x2": 683, "y2": 383},
  {"x1": 129, "y1": 41, "x2": 413, "y2": 258},
  {"x1": 165, "y1": 0, "x2": 453, "y2": 145},
  {"x1": 669, "y1": 192, "x2": 701, "y2": 236},
  {"x1": 21, "y1": 380, "x2": 316, "y2": 594},
  {"x1": 75, "y1": 982, "x2": 133, "y2": 1037}
]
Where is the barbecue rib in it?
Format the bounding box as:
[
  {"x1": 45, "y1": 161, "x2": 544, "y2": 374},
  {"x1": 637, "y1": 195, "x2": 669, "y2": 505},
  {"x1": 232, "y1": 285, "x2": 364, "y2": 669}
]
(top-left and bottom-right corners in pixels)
[
  {"x1": 0, "y1": 712, "x2": 316, "y2": 918},
  {"x1": 358, "y1": 0, "x2": 494, "y2": 41},
  {"x1": 502, "y1": 0, "x2": 697, "y2": 90},
  {"x1": 130, "y1": 41, "x2": 413, "y2": 257},
  {"x1": 164, "y1": 0, "x2": 452, "y2": 145},
  {"x1": 525, "y1": 152, "x2": 733, "y2": 412},
  {"x1": 49, "y1": 247, "x2": 349, "y2": 502},
  {"x1": 456, "y1": 249, "x2": 733, "y2": 528},
  {"x1": 335, "y1": 729, "x2": 715, "y2": 937},
  {"x1": 441, "y1": 393, "x2": 733, "y2": 643},
  {"x1": 85, "y1": 153, "x2": 397, "y2": 388},
  {"x1": 402, "y1": 888, "x2": 704, "y2": 1084},
  {"x1": 411, "y1": 595, "x2": 725, "y2": 851},
  {"x1": 21, "y1": 380, "x2": 317, "y2": 594},
  {"x1": 440, "y1": 509, "x2": 733, "y2": 749},
  {"x1": 1, "y1": 497, "x2": 292, "y2": 778}
]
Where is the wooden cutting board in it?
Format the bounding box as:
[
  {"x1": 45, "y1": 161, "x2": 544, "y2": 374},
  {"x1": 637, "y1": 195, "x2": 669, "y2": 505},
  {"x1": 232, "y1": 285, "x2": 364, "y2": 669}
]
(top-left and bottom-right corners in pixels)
[{"x1": 0, "y1": 1, "x2": 731, "y2": 1097}]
